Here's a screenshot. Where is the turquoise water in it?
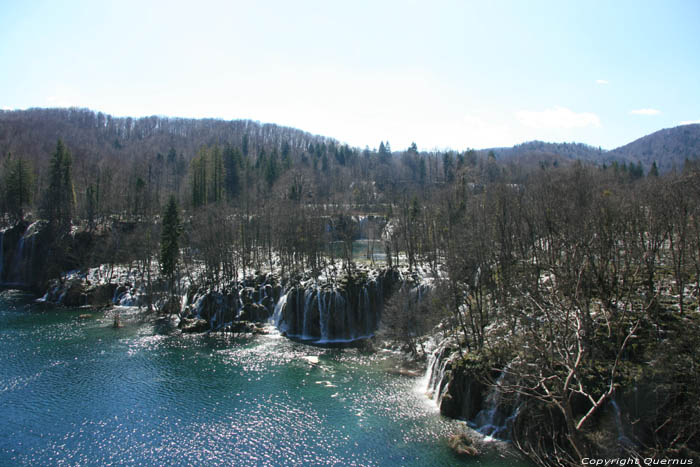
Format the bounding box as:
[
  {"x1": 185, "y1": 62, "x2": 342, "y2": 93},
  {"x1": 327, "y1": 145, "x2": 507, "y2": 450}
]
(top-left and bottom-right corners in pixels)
[
  {"x1": 328, "y1": 240, "x2": 387, "y2": 263},
  {"x1": 0, "y1": 290, "x2": 527, "y2": 466}
]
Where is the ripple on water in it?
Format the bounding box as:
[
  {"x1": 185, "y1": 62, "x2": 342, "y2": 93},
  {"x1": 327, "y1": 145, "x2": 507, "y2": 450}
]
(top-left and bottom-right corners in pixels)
[{"x1": 0, "y1": 296, "x2": 528, "y2": 466}]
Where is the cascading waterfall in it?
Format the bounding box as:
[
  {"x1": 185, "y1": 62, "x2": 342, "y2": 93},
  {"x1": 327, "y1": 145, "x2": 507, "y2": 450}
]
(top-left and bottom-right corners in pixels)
[
  {"x1": 0, "y1": 230, "x2": 4, "y2": 282},
  {"x1": 471, "y1": 370, "x2": 515, "y2": 438},
  {"x1": 318, "y1": 289, "x2": 330, "y2": 341},
  {"x1": 425, "y1": 342, "x2": 454, "y2": 405},
  {"x1": 9, "y1": 236, "x2": 26, "y2": 284},
  {"x1": 272, "y1": 291, "x2": 289, "y2": 328},
  {"x1": 610, "y1": 399, "x2": 633, "y2": 446},
  {"x1": 424, "y1": 341, "x2": 521, "y2": 440},
  {"x1": 5, "y1": 221, "x2": 43, "y2": 286},
  {"x1": 273, "y1": 270, "x2": 397, "y2": 344}
]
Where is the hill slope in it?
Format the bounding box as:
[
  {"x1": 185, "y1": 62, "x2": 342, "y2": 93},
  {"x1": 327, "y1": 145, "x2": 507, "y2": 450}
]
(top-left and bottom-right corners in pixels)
[
  {"x1": 608, "y1": 124, "x2": 700, "y2": 172},
  {"x1": 2, "y1": 108, "x2": 699, "y2": 175}
]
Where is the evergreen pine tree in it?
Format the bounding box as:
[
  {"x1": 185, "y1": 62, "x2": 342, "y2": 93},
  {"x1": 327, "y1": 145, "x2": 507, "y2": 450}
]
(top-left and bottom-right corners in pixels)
[
  {"x1": 190, "y1": 149, "x2": 208, "y2": 207},
  {"x1": 86, "y1": 184, "x2": 97, "y2": 229},
  {"x1": 208, "y1": 146, "x2": 225, "y2": 203},
  {"x1": 649, "y1": 161, "x2": 659, "y2": 177},
  {"x1": 241, "y1": 134, "x2": 249, "y2": 156},
  {"x1": 43, "y1": 139, "x2": 75, "y2": 228},
  {"x1": 160, "y1": 196, "x2": 181, "y2": 287},
  {"x1": 3, "y1": 154, "x2": 34, "y2": 221},
  {"x1": 223, "y1": 145, "x2": 241, "y2": 200}
]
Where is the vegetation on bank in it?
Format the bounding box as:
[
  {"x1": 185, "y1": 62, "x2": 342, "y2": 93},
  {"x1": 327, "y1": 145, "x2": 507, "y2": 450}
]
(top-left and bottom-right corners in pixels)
[{"x1": 1, "y1": 109, "x2": 699, "y2": 465}]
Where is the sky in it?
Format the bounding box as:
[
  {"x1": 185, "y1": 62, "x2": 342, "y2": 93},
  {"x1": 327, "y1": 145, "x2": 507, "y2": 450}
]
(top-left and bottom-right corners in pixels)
[{"x1": 1, "y1": 0, "x2": 699, "y2": 151}]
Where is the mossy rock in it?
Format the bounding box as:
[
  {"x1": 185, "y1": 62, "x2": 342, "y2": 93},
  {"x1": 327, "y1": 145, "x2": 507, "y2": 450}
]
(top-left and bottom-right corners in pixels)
[
  {"x1": 180, "y1": 318, "x2": 208, "y2": 333},
  {"x1": 447, "y1": 433, "x2": 480, "y2": 457}
]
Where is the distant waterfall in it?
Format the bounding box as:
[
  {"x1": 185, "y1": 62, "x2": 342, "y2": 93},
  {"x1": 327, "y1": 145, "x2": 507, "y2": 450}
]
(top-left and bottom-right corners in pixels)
[
  {"x1": 272, "y1": 269, "x2": 397, "y2": 344},
  {"x1": 0, "y1": 230, "x2": 4, "y2": 282},
  {"x1": 183, "y1": 275, "x2": 281, "y2": 331},
  {"x1": 2, "y1": 222, "x2": 41, "y2": 287},
  {"x1": 276, "y1": 283, "x2": 379, "y2": 343}
]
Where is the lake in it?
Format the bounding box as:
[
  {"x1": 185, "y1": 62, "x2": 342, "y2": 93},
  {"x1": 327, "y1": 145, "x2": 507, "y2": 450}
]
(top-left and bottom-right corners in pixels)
[{"x1": 0, "y1": 289, "x2": 527, "y2": 466}]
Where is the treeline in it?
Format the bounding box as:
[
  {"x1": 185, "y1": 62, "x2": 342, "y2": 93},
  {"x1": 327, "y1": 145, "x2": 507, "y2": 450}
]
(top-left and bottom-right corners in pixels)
[{"x1": 0, "y1": 108, "x2": 505, "y2": 228}]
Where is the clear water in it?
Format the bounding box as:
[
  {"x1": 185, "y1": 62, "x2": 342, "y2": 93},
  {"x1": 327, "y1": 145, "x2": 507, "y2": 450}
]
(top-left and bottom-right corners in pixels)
[
  {"x1": 0, "y1": 290, "x2": 528, "y2": 466},
  {"x1": 328, "y1": 240, "x2": 386, "y2": 263}
]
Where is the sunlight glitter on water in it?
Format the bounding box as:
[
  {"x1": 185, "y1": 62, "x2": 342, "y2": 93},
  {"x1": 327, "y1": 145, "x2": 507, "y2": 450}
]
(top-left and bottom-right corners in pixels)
[{"x1": 0, "y1": 293, "x2": 529, "y2": 466}]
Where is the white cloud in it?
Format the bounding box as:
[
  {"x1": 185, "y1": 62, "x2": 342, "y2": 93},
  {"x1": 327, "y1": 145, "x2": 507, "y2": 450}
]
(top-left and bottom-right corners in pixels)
[
  {"x1": 596, "y1": 79, "x2": 609, "y2": 85},
  {"x1": 459, "y1": 113, "x2": 516, "y2": 148},
  {"x1": 630, "y1": 108, "x2": 661, "y2": 116},
  {"x1": 679, "y1": 119, "x2": 700, "y2": 125},
  {"x1": 45, "y1": 86, "x2": 86, "y2": 108},
  {"x1": 46, "y1": 95, "x2": 75, "y2": 107},
  {"x1": 515, "y1": 106, "x2": 601, "y2": 129}
]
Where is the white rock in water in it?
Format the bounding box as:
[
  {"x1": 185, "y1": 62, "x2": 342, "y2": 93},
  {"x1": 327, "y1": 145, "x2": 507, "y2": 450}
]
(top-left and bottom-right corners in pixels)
[{"x1": 302, "y1": 356, "x2": 319, "y2": 365}]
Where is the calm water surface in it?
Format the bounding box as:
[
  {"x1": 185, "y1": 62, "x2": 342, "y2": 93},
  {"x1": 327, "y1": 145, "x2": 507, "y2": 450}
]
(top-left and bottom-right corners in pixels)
[{"x1": 0, "y1": 290, "x2": 527, "y2": 466}]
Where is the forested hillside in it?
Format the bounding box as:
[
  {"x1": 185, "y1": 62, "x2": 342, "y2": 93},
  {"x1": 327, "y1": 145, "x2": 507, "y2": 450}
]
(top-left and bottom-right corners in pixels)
[
  {"x1": 609, "y1": 123, "x2": 700, "y2": 173},
  {"x1": 2, "y1": 108, "x2": 698, "y2": 223},
  {"x1": 0, "y1": 108, "x2": 479, "y2": 220}
]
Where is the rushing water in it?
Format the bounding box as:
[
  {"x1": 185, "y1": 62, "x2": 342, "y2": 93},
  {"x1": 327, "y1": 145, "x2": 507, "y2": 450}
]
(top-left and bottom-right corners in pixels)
[{"x1": 0, "y1": 290, "x2": 527, "y2": 466}]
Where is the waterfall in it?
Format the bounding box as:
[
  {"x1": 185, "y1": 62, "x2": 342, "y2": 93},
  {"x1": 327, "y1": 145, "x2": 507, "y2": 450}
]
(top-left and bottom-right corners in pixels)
[
  {"x1": 470, "y1": 366, "x2": 520, "y2": 440},
  {"x1": 180, "y1": 293, "x2": 189, "y2": 316},
  {"x1": 425, "y1": 343, "x2": 453, "y2": 406},
  {"x1": 610, "y1": 399, "x2": 633, "y2": 447},
  {"x1": 266, "y1": 270, "x2": 404, "y2": 344},
  {"x1": 0, "y1": 230, "x2": 4, "y2": 282},
  {"x1": 9, "y1": 236, "x2": 26, "y2": 284},
  {"x1": 472, "y1": 371, "x2": 507, "y2": 437},
  {"x1": 271, "y1": 270, "x2": 394, "y2": 344},
  {"x1": 424, "y1": 341, "x2": 520, "y2": 440},
  {"x1": 362, "y1": 286, "x2": 370, "y2": 336},
  {"x1": 302, "y1": 287, "x2": 316, "y2": 338},
  {"x1": 318, "y1": 289, "x2": 330, "y2": 342},
  {"x1": 5, "y1": 221, "x2": 43, "y2": 286},
  {"x1": 271, "y1": 291, "x2": 289, "y2": 327}
]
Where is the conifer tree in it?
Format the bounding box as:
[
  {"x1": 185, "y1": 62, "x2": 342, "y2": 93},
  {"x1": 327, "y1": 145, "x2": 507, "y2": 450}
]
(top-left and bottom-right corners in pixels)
[
  {"x1": 160, "y1": 196, "x2": 181, "y2": 288},
  {"x1": 208, "y1": 146, "x2": 225, "y2": 203},
  {"x1": 223, "y1": 145, "x2": 241, "y2": 200},
  {"x1": 649, "y1": 160, "x2": 659, "y2": 177},
  {"x1": 43, "y1": 139, "x2": 75, "y2": 228},
  {"x1": 85, "y1": 184, "x2": 97, "y2": 229},
  {"x1": 190, "y1": 150, "x2": 208, "y2": 208},
  {"x1": 241, "y1": 133, "x2": 249, "y2": 156},
  {"x1": 2, "y1": 153, "x2": 34, "y2": 221}
]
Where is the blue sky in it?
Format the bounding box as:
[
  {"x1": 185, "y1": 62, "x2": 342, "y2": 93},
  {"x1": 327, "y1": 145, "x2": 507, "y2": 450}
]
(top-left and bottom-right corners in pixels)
[{"x1": 1, "y1": 0, "x2": 699, "y2": 150}]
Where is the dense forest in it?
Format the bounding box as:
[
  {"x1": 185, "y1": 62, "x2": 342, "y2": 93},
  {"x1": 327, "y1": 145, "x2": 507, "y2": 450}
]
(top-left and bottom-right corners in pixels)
[{"x1": 1, "y1": 108, "x2": 699, "y2": 465}]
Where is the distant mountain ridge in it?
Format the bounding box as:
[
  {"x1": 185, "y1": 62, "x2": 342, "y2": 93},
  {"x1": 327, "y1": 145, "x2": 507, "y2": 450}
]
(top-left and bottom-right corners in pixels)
[
  {"x1": 0, "y1": 108, "x2": 698, "y2": 173},
  {"x1": 608, "y1": 124, "x2": 700, "y2": 172},
  {"x1": 485, "y1": 124, "x2": 700, "y2": 172}
]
